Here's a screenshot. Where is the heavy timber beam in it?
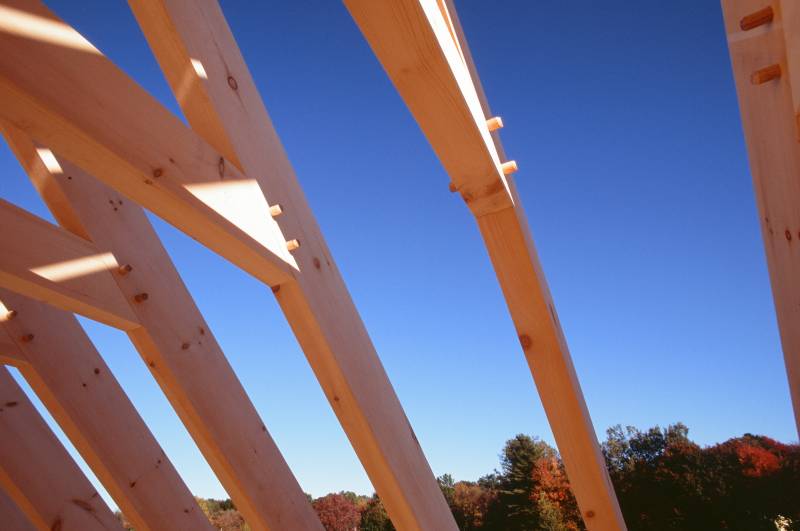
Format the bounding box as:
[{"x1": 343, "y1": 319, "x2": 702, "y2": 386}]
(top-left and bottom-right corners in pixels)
[
  {"x1": 0, "y1": 489, "x2": 35, "y2": 531},
  {"x1": 128, "y1": 1, "x2": 457, "y2": 529},
  {"x1": 0, "y1": 366, "x2": 122, "y2": 531},
  {"x1": 721, "y1": 0, "x2": 800, "y2": 436},
  {"x1": 344, "y1": 0, "x2": 513, "y2": 217},
  {"x1": 0, "y1": 290, "x2": 212, "y2": 531},
  {"x1": 344, "y1": 1, "x2": 626, "y2": 529},
  {"x1": 0, "y1": 323, "x2": 21, "y2": 365},
  {"x1": 0, "y1": 0, "x2": 294, "y2": 287},
  {"x1": 2, "y1": 125, "x2": 324, "y2": 531},
  {"x1": 0, "y1": 198, "x2": 139, "y2": 330}
]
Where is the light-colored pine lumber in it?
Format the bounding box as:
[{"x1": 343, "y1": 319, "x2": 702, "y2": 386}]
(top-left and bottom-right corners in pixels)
[
  {"x1": 0, "y1": 366, "x2": 122, "y2": 531},
  {"x1": 0, "y1": 0, "x2": 295, "y2": 288},
  {"x1": 0, "y1": 199, "x2": 138, "y2": 330},
  {"x1": 0, "y1": 321, "x2": 22, "y2": 365},
  {"x1": 0, "y1": 290, "x2": 212, "y2": 531},
  {"x1": 2, "y1": 125, "x2": 324, "y2": 531},
  {"x1": 0, "y1": 488, "x2": 36, "y2": 531},
  {"x1": 486, "y1": 116, "x2": 504, "y2": 132},
  {"x1": 344, "y1": 0, "x2": 514, "y2": 217},
  {"x1": 127, "y1": 1, "x2": 458, "y2": 528},
  {"x1": 721, "y1": 0, "x2": 800, "y2": 436},
  {"x1": 344, "y1": 1, "x2": 626, "y2": 529},
  {"x1": 500, "y1": 160, "x2": 518, "y2": 176},
  {"x1": 475, "y1": 210, "x2": 624, "y2": 530}
]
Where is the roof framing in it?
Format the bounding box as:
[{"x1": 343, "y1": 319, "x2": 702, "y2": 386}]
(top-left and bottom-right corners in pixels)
[
  {"x1": 4, "y1": 1, "x2": 788, "y2": 530},
  {"x1": 0, "y1": 289, "x2": 212, "y2": 530},
  {"x1": 0, "y1": 197, "x2": 139, "y2": 330},
  {"x1": 0, "y1": 366, "x2": 122, "y2": 531},
  {"x1": 0, "y1": 0, "x2": 294, "y2": 287},
  {"x1": 343, "y1": 0, "x2": 626, "y2": 528},
  {"x1": 2, "y1": 123, "x2": 324, "y2": 530},
  {"x1": 128, "y1": 1, "x2": 458, "y2": 528},
  {"x1": 721, "y1": 0, "x2": 800, "y2": 437}
]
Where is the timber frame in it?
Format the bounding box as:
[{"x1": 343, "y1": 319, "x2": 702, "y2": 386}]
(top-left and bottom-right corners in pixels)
[
  {"x1": 0, "y1": 1, "x2": 793, "y2": 530},
  {"x1": 721, "y1": 0, "x2": 800, "y2": 439}
]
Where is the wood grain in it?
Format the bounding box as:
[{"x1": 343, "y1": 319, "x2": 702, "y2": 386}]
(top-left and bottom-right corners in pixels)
[
  {"x1": 0, "y1": 290, "x2": 212, "y2": 531},
  {"x1": 128, "y1": 1, "x2": 458, "y2": 528},
  {"x1": 722, "y1": 0, "x2": 800, "y2": 436},
  {"x1": 0, "y1": 0, "x2": 294, "y2": 287},
  {"x1": 3, "y1": 124, "x2": 323, "y2": 531},
  {"x1": 0, "y1": 198, "x2": 138, "y2": 330},
  {"x1": 345, "y1": 1, "x2": 626, "y2": 528},
  {"x1": 0, "y1": 366, "x2": 122, "y2": 531}
]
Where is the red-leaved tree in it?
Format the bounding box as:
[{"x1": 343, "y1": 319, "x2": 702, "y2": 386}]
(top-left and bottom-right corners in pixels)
[{"x1": 312, "y1": 493, "x2": 361, "y2": 531}]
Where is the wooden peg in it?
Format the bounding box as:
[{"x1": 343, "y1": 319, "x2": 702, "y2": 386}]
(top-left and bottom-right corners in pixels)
[
  {"x1": 751, "y1": 64, "x2": 781, "y2": 85},
  {"x1": 20, "y1": 334, "x2": 34, "y2": 343},
  {"x1": 118, "y1": 264, "x2": 133, "y2": 275},
  {"x1": 501, "y1": 160, "x2": 518, "y2": 175},
  {"x1": 286, "y1": 239, "x2": 300, "y2": 251},
  {"x1": 448, "y1": 182, "x2": 459, "y2": 193},
  {"x1": 740, "y1": 6, "x2": 774, "y2": 31},
  {"x1": 486, "y1": 116, "x2": 504, "y2": 132},
  {"x1": 269, "y1": 204, "x2": 283, "y2": 217},
  {"x1": 134, "y1": 293, "x2": 149, "y2": 303}
]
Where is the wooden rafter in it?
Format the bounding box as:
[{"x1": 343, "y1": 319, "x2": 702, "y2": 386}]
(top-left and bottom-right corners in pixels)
[
  {"x1": 0, "y1": 198, "x2": 139, "y2": 330},
  {"x1": 0, "y1": 0, "x2": 295, "y2": 287},
  {"x1": 0, "y1": 322, "x2": 21, "y2": 366},
  {"x1": 2, "y1": 124, "x2": 324, "y2": 531},
  {"x1": 127, "y1": 1, "x2": 458, "y2": 528},
  {"x1": 344, "y1": 0, "x2": 513, "y2": 217},
  {"x1": 721, "y1": 0, "x2": 800, "y2": 436},
  {"x1": 0, "y1": 488, "x2": 35, "y2": 531},
  {"x1": 0, "y1": 366, "x2": 122, "y2": 531},
  {"x1": 0, "y1": 290, "x2": 213, "y2": 531},
  {"x1": 343, "y1": 1, "x2": 626, "y2": 529}
]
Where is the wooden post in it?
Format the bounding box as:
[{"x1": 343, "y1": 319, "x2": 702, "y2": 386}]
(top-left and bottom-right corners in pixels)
[
  {"x1": 2, "y1": 125, "x2": 324, "y2": 531},
  {"x1": 128, "y1": 1, "x2": 458, "y2": 528},
  {"x1": 0, "y1": 366, "x2": 122, "y2": 531},
  {"x1": 344, "y1": 1, "x2": 626, "y2": 528},
  {"x1": 0, "y1": 488, "x2": 35, "y2": 531},
  {"x1": 0, "y1": 290, "x2": 212, "y2": 531},
  {"x1": 721, "y1": 0, "x2": 800, "y2": 436}
]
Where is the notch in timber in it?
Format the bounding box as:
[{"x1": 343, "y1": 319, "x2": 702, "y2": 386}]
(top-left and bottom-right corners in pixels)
[
  {"x1": 751, "y1": 64, "x2": 781, "y2": 85},
  {"x1": 501, "y1": 160, "x2": 518, "y2": 175},
  {"x1": 118, "y1": 264, "x2": 133, "y2": 275},
  {"x1": 269, "y1": 204, "x2": 283, "y2": 217},
  {"x1": 486, "y1": 116, "x2": 504, "y2": 132},
  {"x1": 740, "y1": 6, "x2": 774, "y2": 31},
  {"x1": 286, "y1": 239, "x2": 300, "y2": 251}
]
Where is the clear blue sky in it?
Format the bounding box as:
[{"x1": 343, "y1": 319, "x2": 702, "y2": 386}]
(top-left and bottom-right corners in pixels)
[{"x1": 1, "y1": 0, "x2": 796, "y2": 507}]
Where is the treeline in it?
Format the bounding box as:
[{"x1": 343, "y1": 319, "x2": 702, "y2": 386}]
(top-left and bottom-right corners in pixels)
[{"x1": 117, "y1": 423, "x2": 800, "y2": 530}]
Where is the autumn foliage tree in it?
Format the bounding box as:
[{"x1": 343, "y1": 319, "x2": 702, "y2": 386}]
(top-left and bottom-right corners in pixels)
[
  {"x1": 530, "y1": 451, "x2": 581, "y2": 529},
  {"x1": 115, "y1": 425, "x2": 798, "y2": 530},
  {"x1": 603, "y1": 424, "x2": 800, "y2": 530},
  {"x1": 312, "y1": 493, "x2": 361, "y2": 531}
]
